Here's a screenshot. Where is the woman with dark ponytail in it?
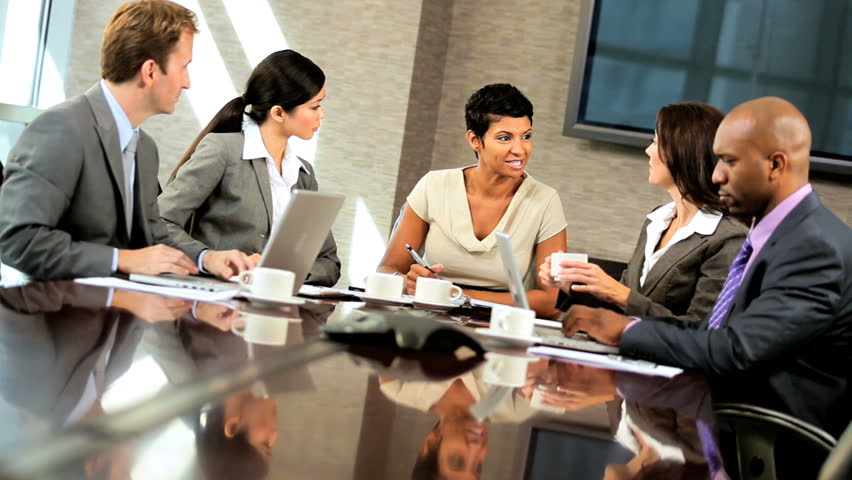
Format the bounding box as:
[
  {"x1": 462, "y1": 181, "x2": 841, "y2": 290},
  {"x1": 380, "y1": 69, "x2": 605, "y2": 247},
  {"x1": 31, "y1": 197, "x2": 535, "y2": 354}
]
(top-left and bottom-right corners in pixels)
[{"x1": 159, "y1": 49, "x2": 340, "y2": 286}]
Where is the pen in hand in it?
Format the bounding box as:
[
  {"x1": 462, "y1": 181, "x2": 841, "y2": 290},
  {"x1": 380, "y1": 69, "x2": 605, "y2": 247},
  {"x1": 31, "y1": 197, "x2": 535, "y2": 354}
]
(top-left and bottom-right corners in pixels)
[{"x1": 404, "y1": 243, "x2": 438, "y2": 276}]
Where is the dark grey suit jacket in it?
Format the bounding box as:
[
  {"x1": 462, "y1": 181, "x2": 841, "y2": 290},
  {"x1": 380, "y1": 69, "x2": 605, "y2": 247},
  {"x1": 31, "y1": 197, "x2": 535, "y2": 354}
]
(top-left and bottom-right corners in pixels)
[
  {"x1": 0, "y1": 83, "x2": 173, "y2": 279},
  {"x1": 620, "y1": 193, "x2": 852, "y2": 436},
  {"x1": 158, "y1": 132, "x2": 341, "y2": 286},
  {"x1": 620, "y1": 215, "x2": 747, "y2": 322}
]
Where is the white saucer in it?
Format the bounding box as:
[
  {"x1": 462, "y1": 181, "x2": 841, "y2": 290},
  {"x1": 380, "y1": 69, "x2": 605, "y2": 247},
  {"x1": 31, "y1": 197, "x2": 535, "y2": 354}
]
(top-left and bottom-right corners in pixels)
[
  {"x1": 240, "y1": 293, "x2": 305, "y2": 307},
  {"x1": 358, "y1": 294, "x2": 411, "y2": 307},
  {"x1": 474, "y1": 328, "x2": 541, "y2": 347},
  {"x1": 411, "y1": 299, "x2": 460, "y2": 312}
]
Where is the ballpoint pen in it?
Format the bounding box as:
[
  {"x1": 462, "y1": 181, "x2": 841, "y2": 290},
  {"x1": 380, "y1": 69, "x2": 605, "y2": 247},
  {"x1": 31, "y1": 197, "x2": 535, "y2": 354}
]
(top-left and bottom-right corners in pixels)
[{"x1": 404, "y1": 243, "x2": 436, "y2": 275}]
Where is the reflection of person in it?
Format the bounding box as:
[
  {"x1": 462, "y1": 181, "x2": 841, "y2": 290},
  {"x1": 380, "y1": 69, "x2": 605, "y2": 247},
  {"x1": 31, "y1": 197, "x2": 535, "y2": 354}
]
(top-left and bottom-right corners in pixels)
[
  {"x1": 195, "y1": 387, "x2": 277, "y2": 480},
  {"x1": 159, "y1": 49, "x2": 340, "y2": 285},
  {"x1": 0, "y1": 1, "x2": 246, "y2": 281},
  {"x1": 398, "y1": 378, "x2": 488, "y2": 480},
  {"x1": 379, "y1": 83, "x2": 567, "y2": 317},
  {"x1": 381, "y1": 364, "x2": 537, "y2": 479},
  {"x1": 542, "y1": 102, "x2": 746, "y2": 322},
  {"x1": 0, "y1": 282, "x2": 144, "y2": 428},
  {"x1": 562, "y1": 97, "x2": 852, "y2": 436}
]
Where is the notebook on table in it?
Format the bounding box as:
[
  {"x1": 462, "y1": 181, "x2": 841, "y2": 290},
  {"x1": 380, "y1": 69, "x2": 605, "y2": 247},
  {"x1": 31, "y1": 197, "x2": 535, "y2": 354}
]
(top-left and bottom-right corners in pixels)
[{"x1": 130, "y1": 190, "x2": 345, "y2": 295}]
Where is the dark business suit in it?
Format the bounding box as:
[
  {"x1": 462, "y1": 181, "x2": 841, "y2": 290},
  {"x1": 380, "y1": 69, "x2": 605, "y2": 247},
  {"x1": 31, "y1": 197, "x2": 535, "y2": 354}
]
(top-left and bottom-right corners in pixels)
[
  {"x1": 620, "y1": 193, "x2": 852, "y2": 436},
  {"x1": 557, "y1": 213, "x2": 746, "y2": 322},
  {"x1": 0, "y1": 83, "x2": 173, "y2": 280},
  {"x1": 158, "y1": 132, "x2": 341, "y2": 286}
]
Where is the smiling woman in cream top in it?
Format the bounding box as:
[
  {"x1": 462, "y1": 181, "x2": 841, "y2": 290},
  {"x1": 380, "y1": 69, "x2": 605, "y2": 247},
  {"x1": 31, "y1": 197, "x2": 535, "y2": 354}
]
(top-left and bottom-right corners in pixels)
[
  {"x1": 406, "y1": 167, "x2": 564, "y2": 288},
  {"x1": 378, "y1": 84, "x2": 567, "y2": 317}
]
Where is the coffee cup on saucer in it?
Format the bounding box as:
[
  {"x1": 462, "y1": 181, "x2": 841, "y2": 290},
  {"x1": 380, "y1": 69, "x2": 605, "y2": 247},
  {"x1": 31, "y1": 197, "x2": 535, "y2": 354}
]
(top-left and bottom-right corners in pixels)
[
  {"x1": 550, "y1": 252, "x2": 589, "y2": 281},
  {"x1": 414, "y1": 277, "x2": 462, "y2": 305},
  {"x1": 483, "y1": 352, "x2": 537, "y2": 387},
  {"x1": 489, "y1": 305, "x2": 535, "y2": 338},
  {"x1": 231, "y1": 312, "x2": 290, "y2": 346},
  {"x1": 239, "y1": 268, "x2": 296, "y2": 302},
  {"x1": 365, "y1": 272, "x2": 405, "y2": 300}
]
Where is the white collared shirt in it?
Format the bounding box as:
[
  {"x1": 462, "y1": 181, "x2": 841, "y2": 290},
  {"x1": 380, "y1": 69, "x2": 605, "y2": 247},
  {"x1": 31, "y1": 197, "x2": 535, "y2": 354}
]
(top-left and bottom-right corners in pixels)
[
  {"x1": 639, "y1": 202, "x2": 723, "y2": 287},
  {"x1": 242, "y1": 119, "x2": 306, "y2": 225}
]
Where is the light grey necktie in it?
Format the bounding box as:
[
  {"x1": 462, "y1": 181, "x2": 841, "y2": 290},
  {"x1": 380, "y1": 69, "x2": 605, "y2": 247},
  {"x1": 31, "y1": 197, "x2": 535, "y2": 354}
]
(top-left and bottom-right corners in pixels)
[{"x1": 122, "y1": 131, "x2": 139, "y2": 236}]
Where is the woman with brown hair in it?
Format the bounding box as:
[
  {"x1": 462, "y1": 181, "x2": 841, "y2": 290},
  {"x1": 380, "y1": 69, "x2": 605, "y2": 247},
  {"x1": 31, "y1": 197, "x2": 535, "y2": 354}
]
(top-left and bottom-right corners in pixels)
[{"x1": 541, "y1": 102, "x2": 747, "y2": 322}]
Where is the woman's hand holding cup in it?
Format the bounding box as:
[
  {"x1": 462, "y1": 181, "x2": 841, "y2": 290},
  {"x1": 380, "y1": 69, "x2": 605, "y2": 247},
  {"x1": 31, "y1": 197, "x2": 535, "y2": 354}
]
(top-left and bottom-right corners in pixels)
[{"x1": 405, "y1": 263, "x2": 444, "y2": 295}]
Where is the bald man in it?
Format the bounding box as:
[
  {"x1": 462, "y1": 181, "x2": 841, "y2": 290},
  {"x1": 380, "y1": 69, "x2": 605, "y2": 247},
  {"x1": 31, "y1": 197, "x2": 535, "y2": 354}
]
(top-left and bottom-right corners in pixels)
[{"x1": 562, "y1": 97, "x2": 852, "y2": 435}]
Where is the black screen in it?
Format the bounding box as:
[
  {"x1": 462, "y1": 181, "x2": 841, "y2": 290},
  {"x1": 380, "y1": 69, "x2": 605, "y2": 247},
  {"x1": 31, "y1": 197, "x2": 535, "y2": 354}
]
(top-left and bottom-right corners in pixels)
[{"x1": 567, "y1": 0, "x2": 852, "y2": 169}]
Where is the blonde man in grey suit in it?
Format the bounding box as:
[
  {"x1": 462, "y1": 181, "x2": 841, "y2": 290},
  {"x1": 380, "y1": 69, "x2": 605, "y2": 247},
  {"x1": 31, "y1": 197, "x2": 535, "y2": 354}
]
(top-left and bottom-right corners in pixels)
[
  {"x1": 542, "y1": 102, "x2": 746, "y2": 322},
  {"x1": 159, "y1": 50, "x2": 340, "y2": 287},
  {"x1": 0, "y1": 0, "x2": 251, "y2": 281}
]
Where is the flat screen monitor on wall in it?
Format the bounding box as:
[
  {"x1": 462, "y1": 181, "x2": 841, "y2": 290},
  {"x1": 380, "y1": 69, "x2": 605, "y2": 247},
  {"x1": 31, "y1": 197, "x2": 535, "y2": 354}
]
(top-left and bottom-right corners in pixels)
[{"x1": 564, "y1": 0, "x2": 852, "y2": 176}]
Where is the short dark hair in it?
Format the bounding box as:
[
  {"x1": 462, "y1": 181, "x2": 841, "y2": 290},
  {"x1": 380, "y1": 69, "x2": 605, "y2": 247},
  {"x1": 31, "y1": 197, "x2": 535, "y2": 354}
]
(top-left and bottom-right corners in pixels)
[
  {"x1": 656, "y1": 102, "x2": 726, "y2": 211},
  {"x1": 101, "y1": 0, "x2": 198, "y2": 83},
  {"x1": 464, "y1": 83, "x2": 533, "y2": 138},
  {"x1": 171, "y1": 49, "x2": 325, "y2": 181}
]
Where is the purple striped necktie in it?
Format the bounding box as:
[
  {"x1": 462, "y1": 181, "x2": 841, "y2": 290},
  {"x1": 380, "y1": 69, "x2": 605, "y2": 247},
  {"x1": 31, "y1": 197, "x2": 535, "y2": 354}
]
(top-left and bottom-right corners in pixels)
[{"x1": 707, "y1": 237, "x2": 753, "y2": 329}]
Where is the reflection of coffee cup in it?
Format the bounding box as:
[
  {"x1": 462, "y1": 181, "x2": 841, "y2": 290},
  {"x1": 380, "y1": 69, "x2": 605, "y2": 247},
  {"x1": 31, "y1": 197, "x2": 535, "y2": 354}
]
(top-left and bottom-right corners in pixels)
[
  {"x1": 489, "y1": 305, "x2": 535, "y2": 337},
  {"x1": 365, "y1": 272, "x2": 404, "y2": 299},
  {"x1": 550, "y1": 253, "x2": 589, "y2": 281},
  {"x1": 530, "y1": 385, "x2": 566, "y2": 413},
  {"x1": 483, "y1": 352, "x2": 535, "y2": 387},
  {"x1": 239, "y1": 268, "x2": 296, "y2": 300},
  {"x1": 414, "y1": 277, "x2": 462, "y2": 304},
  {"x1": 231, "y1": 312, "x2": 291, "y2": 345}
]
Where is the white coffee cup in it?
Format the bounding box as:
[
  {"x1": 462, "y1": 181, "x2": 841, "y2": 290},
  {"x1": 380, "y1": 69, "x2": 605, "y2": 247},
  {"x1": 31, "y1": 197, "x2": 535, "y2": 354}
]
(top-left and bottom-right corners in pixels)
[
  {"x1": 483, "y1": 352, "x2": 536, "y2": 387},
  {"x1": 415, "y1": 277, "x2": 463, "y2": 304},
  {"x1": 489, "y1": 305, "x2": 535, "y2": 337},
  {"x1": 550, "y1": 253, "x2": 589, "y2": 281},
  {"x1": 231, "y1": 312, "x2": 290, "y2": 345},
  {"x1": 239, "y1": 267, "x2": 296, "y2": 301},
  {"x1": 365, "y1": 272, "x2": 405, "y2": 299}
]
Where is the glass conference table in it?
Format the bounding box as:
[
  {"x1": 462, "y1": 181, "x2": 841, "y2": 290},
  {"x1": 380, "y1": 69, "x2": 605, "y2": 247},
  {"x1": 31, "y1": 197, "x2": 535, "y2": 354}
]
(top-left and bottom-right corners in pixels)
[{"x1": 0, "y1": 281, "x2": 726, "y2": 479}]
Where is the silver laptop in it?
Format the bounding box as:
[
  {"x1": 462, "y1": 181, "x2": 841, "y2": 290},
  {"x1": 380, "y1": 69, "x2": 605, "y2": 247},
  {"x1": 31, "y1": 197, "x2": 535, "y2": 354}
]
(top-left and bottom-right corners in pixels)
[
  {"x1": 494, "y1": 231, "x2": 618, "y2": 354},
  {"x1": 130, "y1": 190, "x2": 345, "y2": 294}
]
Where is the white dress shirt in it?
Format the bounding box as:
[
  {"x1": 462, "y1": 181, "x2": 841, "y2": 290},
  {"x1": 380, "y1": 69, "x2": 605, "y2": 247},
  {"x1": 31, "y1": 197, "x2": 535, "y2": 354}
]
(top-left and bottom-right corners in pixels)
[
  {"x1": 639, "y1": 202, "x2": 723, "y2": 287},
  {"x1": 242, "y1": 119, "x2": 305, "y2": 226}
]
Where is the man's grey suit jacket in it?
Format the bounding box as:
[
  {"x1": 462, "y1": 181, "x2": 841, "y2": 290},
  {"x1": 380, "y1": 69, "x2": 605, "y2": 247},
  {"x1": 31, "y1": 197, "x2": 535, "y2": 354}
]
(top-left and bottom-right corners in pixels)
[
  {"x1": 0, "y1": 83, "x2": 173, "y2": 279},
  {"x1": 158, "y1": 132, "x2": 341, "y2": 286},
  {"x1": 620, "y1": 192, "x2": 852, "y2": 436}
]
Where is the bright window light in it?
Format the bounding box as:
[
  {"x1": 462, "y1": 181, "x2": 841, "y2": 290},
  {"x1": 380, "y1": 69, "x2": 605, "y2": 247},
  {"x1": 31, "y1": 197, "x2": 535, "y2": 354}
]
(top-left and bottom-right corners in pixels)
[
  {"x1": 174, "y1": 0, "x2": 238, "y2": 126},
  {"x1": 347, "y1": 197, "x2": 387, "y2": 287},
  {"x1": 0, "y1": 0, "x2": 43, "y2": 105}
]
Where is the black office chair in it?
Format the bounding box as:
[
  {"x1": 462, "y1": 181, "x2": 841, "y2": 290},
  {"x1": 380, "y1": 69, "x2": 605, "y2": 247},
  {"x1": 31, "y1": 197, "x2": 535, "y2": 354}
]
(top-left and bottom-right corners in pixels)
[
  {"x1": 714, "y1": 403, "x2": 836, "y2": 480},
  {"x1": 818, "y1": 420, "x2": 852, "y2": 480}
]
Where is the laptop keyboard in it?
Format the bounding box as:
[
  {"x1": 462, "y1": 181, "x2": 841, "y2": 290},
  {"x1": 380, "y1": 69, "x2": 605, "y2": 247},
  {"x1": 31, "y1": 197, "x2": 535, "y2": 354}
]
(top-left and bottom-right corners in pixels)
[{"x1": 533, "y1": 327, "x2": 619, "y2": 354}]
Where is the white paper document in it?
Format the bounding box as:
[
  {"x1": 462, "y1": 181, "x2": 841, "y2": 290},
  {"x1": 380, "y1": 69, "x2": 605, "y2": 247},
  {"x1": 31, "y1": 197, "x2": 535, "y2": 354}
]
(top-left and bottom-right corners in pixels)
[
  {"x1": 74, "y1": 277, "x2": 239, "y2": 302},
  {"x1": 298, "y1": 284, "x2": 358, "y2": 298},
  {"x1": 527, "y1": 346, "x2": 683, "y2": 378}
]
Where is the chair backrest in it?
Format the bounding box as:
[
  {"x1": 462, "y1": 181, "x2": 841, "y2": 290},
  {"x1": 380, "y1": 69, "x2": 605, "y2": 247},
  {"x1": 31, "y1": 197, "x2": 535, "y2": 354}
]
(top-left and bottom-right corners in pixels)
[
  {"x1": 819, "y1": 420, "x2": 852, "y2": 480},
  {"x1": 714, "y1": 403, "x2": 836, "y2": 480}
]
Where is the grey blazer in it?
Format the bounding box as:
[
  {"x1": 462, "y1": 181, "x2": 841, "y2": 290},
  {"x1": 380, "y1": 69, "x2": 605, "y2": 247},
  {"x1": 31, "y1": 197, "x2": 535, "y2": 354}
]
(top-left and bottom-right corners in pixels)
[
  {"x1": 158, "y1": 132, "x2": 341, "y2": 286},
  {"x1": 620, "y1": 214, "x2": 747, "y2": 322},
  {"x1": 0, "y1": 83, "x2": 172, "y2": 279}
]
